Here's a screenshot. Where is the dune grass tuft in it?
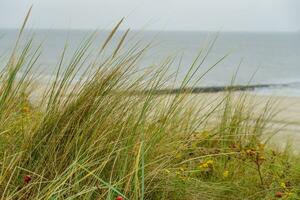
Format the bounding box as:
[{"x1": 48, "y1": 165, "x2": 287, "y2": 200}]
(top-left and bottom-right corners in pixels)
[{"x1": 1, "y1": 13, "x2": 300, "y2": 200}]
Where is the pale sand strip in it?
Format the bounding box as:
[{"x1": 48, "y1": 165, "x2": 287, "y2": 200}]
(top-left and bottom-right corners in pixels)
[
  {"x1": 252, "y1": 95, "x2": 300, "y2": 152},
  {"x1": 29, "y1": 85, "x2": 300, "y2": 151},
  {"x1": 189, "y1": 93, "x2": 300, "y2": 152}
]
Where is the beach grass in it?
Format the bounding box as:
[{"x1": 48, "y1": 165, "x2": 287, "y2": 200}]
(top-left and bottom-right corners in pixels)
[{"x1": 1, "y1": 12, "x2": 300, "y2": 200}]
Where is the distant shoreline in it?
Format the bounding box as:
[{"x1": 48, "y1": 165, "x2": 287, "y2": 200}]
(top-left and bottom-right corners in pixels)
[{"x1": 138, "y1": 82, "x2": 298, "y2": 95}]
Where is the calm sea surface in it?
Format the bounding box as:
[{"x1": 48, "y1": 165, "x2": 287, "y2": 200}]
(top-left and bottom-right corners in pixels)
[{"x1": 0, "y1": 29, "x2": 300, "y2": 96}]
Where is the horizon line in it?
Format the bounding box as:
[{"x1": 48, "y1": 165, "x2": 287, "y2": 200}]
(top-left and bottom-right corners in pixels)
[{"x1": 0, "y1": 28, "x2": 299, "y2": 33}]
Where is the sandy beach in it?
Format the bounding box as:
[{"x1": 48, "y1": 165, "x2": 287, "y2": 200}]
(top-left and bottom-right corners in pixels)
[
  {"x1": 251, "y1": 94, "x2": 300, "y2": 151},
  {"x1": 30, "y1": 85, "x2": 300, "y2": 151},
  {"x1": 191, "y1": 92, "x2": 300, "y2": 151}
]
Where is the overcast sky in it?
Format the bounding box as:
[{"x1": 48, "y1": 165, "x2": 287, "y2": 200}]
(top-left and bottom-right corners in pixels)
[{"x1": 0, "y1": 0, "x2": 299, "y2": 32}]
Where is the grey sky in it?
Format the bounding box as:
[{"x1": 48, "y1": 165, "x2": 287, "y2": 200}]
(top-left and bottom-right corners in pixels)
[{"x1": 0, "y1": 0, "x2": 299, "y2": 31}]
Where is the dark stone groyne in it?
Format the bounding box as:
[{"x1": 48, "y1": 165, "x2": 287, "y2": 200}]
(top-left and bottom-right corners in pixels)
[{"x1": 139, "y1": 82, "x2": 296, "y2": 95}]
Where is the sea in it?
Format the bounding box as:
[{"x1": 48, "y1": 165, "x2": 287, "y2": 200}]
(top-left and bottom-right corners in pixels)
[{"x1": 0, "y1": 29, "x2": 300, "y2": 96}]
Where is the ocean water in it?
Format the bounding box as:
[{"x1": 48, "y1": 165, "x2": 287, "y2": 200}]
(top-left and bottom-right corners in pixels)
[{"x1": 0, "y1": 29, "x2": 300, "y2": 96}]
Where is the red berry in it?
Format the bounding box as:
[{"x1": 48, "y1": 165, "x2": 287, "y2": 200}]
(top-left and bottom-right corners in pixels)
[
  {"x1": 115, "y1": 195, "x2": 124, "y2": 200},
  {"x1": 24, "y1": 175, "x2": 32, "y2": 184},
  {"x1": 275, "y1": 191, "x2": 283, "y2": 198}
]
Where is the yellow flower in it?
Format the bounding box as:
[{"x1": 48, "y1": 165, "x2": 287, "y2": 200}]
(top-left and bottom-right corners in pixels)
[
  {"x1": 200, "y1": 163, "x2": 209, "y2": 169},
  {"x1": 223, "y1": 170, "x2": 229, "y2": 178},
  {"x1": 199, "y1": 160, "x2": 214, "y2": 170},
  {"x1": 206, "y1": 160, "x2": 213, "y2": 165},
  {"x1": 280, "y1": 182, "x2": 286, "y2": 189}
]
